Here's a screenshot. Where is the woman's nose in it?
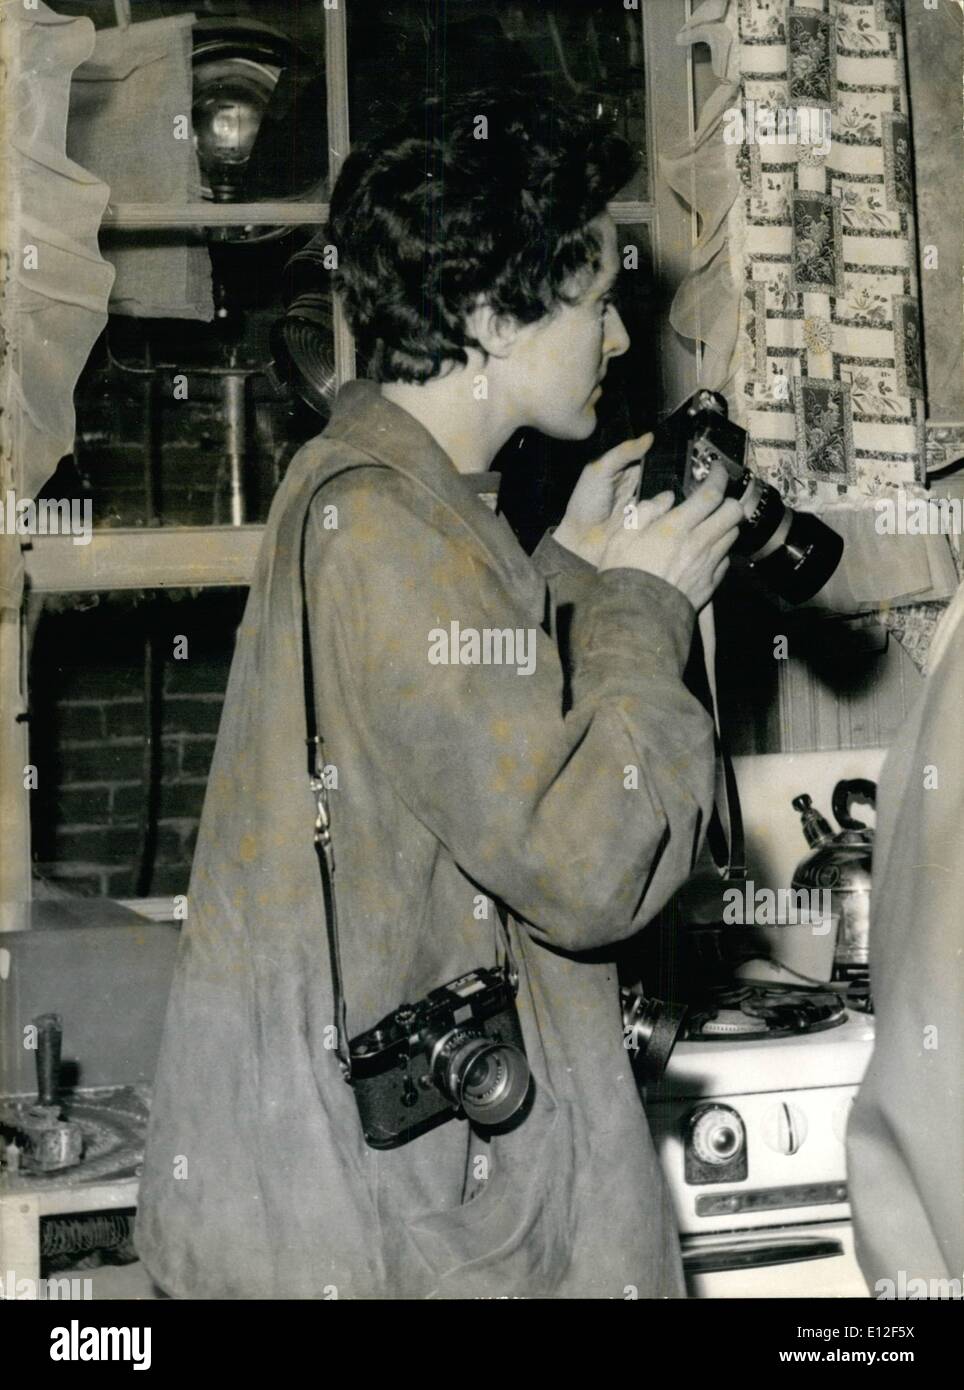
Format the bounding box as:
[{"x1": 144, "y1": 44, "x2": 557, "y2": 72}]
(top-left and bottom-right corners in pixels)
[{"x1": 604, "y1": 307, "x2": 630, "y2": 360}]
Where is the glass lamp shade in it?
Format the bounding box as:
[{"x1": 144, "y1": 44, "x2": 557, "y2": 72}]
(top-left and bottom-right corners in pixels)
[{"x1": 192, "y1": 58, "x2": 280, "y2": 202}]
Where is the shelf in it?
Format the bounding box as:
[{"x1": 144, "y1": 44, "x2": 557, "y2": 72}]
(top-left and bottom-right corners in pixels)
[
  {"x1": 99, "y1": 201, "x2": 652, "y2": 232},
  {"x1": 102, "y1": 202, "x2": 330, "y2": 229},
  {"x1": 23, "y1": 526, "x2": 263, "y2": 594}
]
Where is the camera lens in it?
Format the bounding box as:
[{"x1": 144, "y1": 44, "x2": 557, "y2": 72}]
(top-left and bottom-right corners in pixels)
[
  {"x1": 463, "y1": 1050, "x2": 501, "y2": 1097},
  {"x1": 430, "y1": 1030, "x2": 531, "y2": 1127},
  {"x1": 752, "y1": 508, "x2": 845, "y2": 605},
  {"x1": 621, "y1": 991, "x2": 687, "y2": 1083},
  {"x1": 669, "y1": 397, "x2": 845, "y2": 606}
]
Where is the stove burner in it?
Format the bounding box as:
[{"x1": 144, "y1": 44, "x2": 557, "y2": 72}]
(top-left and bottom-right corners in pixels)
[{"x1": 684, "y1": 984, "x2": 846, "y2": 1041}]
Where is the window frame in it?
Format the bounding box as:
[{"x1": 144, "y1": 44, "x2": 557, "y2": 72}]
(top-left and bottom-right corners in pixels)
[{"x1": 6, "y1": 0, "x2": 697, "y2": 921}]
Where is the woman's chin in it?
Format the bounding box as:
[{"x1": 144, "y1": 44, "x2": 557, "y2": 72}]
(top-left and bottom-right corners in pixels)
[{"x1": 529, "y1": 397, "x2": 600, "y2": 442}]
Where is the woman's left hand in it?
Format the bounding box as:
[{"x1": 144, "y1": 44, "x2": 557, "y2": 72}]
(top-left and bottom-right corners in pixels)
[{"x1": 552, "y1": 433, "x2": 654, "y2": 569}]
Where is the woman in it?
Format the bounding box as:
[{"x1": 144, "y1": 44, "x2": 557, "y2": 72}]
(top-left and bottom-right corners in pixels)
[{"x1": 136, "y1": 91, "x2": 741, "y2": 1299}]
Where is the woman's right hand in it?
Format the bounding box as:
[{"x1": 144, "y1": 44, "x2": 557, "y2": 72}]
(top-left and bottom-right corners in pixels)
[{"x1": 599, "y1": 462, "x2": 744, "y2": 612}]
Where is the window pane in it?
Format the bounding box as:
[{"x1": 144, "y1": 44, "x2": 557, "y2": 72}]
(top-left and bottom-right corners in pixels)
[
  {"x1": 58, "y1": 234, "x2": 332, "y2": 530},
  {"x1": 59, "y1": 1, "x2": 330, "y2": 201},
  {"x1": 30, "y1": 589, "x2": 245, "y2": 901},
  {"x1": 53, "y1": 1, "x2": 333, "y2": 529},
  {"x1": 347, "y1": 0, "x2": 649, "y2": 200}
]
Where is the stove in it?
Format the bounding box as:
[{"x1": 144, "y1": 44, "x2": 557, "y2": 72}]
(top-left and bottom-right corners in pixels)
[
  {"x1": 682, "y1": 982, "x2": 847, "y2": 1041},
  {"x1": 647, "y1": 994, "x2": 875, "y2": 1297}
]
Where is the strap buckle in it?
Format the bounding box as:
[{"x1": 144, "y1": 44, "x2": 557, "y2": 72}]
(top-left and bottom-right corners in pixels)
[
  {"x1": 307, "y1": 736, "x2": 332, "y2": 852},
  {"x1": 311, "y1": 780, "x2": 332, "y2": 845}
]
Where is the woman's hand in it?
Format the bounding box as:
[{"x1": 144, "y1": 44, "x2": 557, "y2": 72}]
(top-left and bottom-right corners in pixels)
[
  {"x1": 599, "y1": 462, "x2": 744, "y2": 612},
  {"x1": 552, "y1": 434, "x2": 653, "y2": 569}
]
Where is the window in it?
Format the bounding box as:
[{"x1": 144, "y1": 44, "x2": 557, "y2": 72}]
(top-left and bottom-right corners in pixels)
[{"x1": 5, "y1": 0, "x2": 695, "y2": 920}]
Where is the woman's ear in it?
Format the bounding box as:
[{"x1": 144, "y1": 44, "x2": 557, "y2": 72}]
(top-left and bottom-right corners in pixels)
[{"x1": 464, "y1": 300, "x2": 522, "y2": 360}]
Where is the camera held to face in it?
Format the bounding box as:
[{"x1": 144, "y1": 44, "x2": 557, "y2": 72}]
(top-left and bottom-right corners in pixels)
[
  {"x1": 641, "y1": 390, "x2": 844, "y2": 605},
  {"x1": 349, "y1": 967, "x2": 531, "y2": 1150}
]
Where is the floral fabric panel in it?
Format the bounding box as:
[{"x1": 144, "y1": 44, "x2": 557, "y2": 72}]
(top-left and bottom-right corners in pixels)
[{"x1": 732, "y1": 0, "x2": 926, "y2": 508}]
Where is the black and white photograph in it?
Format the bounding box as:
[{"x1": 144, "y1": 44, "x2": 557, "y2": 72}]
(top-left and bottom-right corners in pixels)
[{"x1": 0, "y1": 0, "x2": 961, "y2": 1346}]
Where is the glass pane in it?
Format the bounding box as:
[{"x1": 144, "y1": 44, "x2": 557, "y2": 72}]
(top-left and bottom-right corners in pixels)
[
  {"x1": 58, "y1": 230, "x2": 332, "y2": 530},
  {"x1": 496, "y1": 223, "x2": 659, "y2": 551},
  {"x1": 55, "y1": 1, "x2": 333, "y2": 529},
  {"x1": 29, "y1": 588, "x2": 246, "y2": 901},
  {"x1": 348, "y1": 0, "x2": 649, "y2": 200},
  {"x1": 60, "y1": 1, "x2": 329, "y2": 202}
]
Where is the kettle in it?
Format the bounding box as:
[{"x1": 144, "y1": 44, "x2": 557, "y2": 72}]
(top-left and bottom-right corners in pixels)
[{"x1": 791, "y1": 779, "x2": 876, "y2": 975}]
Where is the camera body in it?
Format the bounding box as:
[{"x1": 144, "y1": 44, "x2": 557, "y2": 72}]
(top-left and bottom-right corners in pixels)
[
  {"x1": 350, "y1": 967, "x2": 530, "y2": 1150},
  {"x1": 640, "y1": 390, "x2": 843, "y2": 605}
]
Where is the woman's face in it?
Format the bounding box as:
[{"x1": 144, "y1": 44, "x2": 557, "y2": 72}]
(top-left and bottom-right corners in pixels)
[{"x1": 507, "y1": 213, "x2": 630, "y2": 441}]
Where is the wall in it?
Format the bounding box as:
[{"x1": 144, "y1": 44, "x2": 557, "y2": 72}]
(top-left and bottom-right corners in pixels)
[
  {"x1": 28, "y1": 264, "x2": 317, "y2": 901},
  {"x1": 30, "y1": 587, "x2": 245, "y2": 900}
]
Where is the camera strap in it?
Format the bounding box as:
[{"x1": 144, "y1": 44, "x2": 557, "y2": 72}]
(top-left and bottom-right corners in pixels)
[
  {"x1": 494, "y1": 900, "x2": 520, "y2": 993},
  {"x1": 699, "y1": 604, "x2": 747, "y2": 881},
  {"x1": 298, "y1": 474, "x2": 520, "y2": 1084},
  {"x1": 299, "y1": 473, "x2": 358, "y2": 1083}
]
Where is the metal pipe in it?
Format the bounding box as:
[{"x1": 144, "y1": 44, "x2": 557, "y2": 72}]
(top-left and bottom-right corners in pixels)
[{"x1": 224, "y1": 374, "x2": 247, "y2": 528}]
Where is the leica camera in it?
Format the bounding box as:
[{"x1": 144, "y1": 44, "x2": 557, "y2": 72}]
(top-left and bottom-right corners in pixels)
[
  {"x1": 640, "y1": 390, "x2": 844, "y2": 605},
  {"x1": 349, "y1": 967, "x2": 531, "y2": 1150}
]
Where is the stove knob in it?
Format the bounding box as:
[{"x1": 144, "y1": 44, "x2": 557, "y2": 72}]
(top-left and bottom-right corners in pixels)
[
  {"x1": 691, "y1": 1106, "x2": 745, "y2": 1166},
  {"x1": 762, "y1": 1101, "x2": 808, "y2": 1155}
]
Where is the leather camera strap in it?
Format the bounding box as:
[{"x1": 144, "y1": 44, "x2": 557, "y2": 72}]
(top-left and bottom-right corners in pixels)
[
  {"x1": 300, "y1": 475, "x2": 353, "y2": 1080},
  {"x1": 698, "y1": 604, "x2": 747, "y2": 881},
  {"x1": 298, "y1": 472, "x2": 519, "y2": 1083}
]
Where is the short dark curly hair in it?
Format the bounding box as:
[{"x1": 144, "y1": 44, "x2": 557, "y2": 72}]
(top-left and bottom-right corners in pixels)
[{"x1": 325, "y1": 90, "x2": 638, "y2": 384}]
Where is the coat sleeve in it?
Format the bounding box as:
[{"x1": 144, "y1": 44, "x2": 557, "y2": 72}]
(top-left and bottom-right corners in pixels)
[
  {"x1": 310, "y1": 471, "x2": 715, "y2": 953},
  {"x1": 529, "y1": 528, "x2": 597, "y2": 685},
  {"x1": 529, "y1": 528, "x2": 595, "y2": 593}
]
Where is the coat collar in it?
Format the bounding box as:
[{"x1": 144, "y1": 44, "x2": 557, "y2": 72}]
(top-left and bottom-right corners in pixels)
[{"x1": 322, "y1": 380, "x2": 545, "y2": 616}]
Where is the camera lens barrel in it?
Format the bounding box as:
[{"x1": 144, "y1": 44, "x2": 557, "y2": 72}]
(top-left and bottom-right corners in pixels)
[
  {"x1": 752, "y1": 508, "x2": 845, "y2": 605},
  {"x1": 429, "y1": 1030, "x2": 531, "y2": 1128},
  {"x1": 733, "y1": 478, "x2": 787, "y2": 559},
  {"x1": 622, "y1": 993, "x2": 687, "y2": 1083},
  {"x1": 663, "y1": 394, "x2": 845, "y2": 606}
]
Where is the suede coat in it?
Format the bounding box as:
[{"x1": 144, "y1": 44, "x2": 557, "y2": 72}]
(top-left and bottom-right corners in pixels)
[{"x1": 135, "y1": 381, "x2": 716, "y2": 1299}]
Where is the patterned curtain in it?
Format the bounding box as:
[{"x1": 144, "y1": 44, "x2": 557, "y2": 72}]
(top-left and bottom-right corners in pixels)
[{"x1": 665, "y1": 0, "x2": 958, "y2": 668}]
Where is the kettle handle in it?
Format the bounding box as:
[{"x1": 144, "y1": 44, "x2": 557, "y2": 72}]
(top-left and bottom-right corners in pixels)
[{"x1": 832, "y1": 778, "x2": 877, "y2": 831}]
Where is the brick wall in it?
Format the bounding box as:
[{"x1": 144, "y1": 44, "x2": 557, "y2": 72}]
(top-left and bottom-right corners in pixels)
[
  {"x1": 31, "y1": 590, "x2": 247, "y2": 901},
  {"x1": 30, "y1": 277, "x2": 317, "y2": 901}
]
